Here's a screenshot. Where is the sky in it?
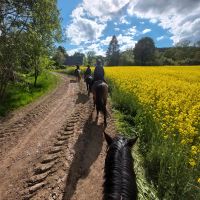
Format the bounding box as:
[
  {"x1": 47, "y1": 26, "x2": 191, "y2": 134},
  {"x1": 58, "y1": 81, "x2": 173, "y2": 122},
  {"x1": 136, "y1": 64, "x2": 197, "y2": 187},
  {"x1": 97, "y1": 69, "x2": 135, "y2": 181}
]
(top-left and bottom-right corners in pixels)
[{"x1": 57, "y1": 0, "x2": 200, "y2": 56}]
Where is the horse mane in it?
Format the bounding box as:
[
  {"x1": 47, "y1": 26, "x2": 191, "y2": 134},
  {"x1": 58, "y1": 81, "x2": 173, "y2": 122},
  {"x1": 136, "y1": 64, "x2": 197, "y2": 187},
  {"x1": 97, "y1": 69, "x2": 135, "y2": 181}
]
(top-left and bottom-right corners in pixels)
[{"x1": 103, "y1": 136, "x2": 138, "y2": 200}]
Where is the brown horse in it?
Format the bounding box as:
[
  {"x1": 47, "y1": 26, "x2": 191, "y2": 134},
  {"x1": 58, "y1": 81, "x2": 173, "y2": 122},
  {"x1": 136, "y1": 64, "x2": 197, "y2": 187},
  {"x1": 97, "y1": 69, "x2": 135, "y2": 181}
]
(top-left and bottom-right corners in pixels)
[
  {"x1": 85, "y1": 75, "x2": 94, "y2": 96},
  {"x1": 92, "y1": 80, "x2": 108, "y2": 126}
]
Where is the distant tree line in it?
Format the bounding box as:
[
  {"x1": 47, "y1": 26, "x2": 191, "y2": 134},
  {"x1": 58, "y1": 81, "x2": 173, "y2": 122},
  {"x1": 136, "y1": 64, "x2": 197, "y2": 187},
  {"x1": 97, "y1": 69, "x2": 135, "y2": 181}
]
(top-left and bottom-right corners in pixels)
[
  {"x1": 53, "y1": 35, "x2": 200, "y2": 68},
  {"x1": 105, "y1": 36, "x2": 200, "y2": 66},
  {"x1": 53, "y1": 47, "x2": 104, "y2": 67},
  {"x1": 106, "y1": 36, "x2": 200, "y2": 66},
  {"x1": 0, "y1": 0, "x2": 61, "y2": 100}
]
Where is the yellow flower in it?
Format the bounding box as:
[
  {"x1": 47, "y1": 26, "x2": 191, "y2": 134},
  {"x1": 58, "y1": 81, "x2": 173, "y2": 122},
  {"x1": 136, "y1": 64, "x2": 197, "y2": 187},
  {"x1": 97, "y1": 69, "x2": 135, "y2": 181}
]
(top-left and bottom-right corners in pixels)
[
  {"x1": 164, "y1": 135, "x2": 168, "y2": 139},
  {"x1": 181, "y1": 139, "x2": 186, "y2": 145},
  {"x1": 189, "y1": 159, "x2": 196, "y2": 167},
  {"x1": 197, "y1": 178, "x2": 200, "y2": 184},
  {"x1": 105, "y1": 66, "x2": 200, "y2": 172},
  {"x1": 191, "y1": 146, "x2": 198, "y2": 155}
]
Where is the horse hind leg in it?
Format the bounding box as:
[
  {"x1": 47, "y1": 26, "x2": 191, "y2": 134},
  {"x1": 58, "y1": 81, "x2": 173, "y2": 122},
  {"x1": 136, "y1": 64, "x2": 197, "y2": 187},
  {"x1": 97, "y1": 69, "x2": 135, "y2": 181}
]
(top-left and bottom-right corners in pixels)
[
  {"x1": 96, "y1": 105, "x2": 99, "y2": 120},
  {"x1": 93, "y1": 94, "x2": 96, "y2": 109},
  {"x1": 87, "y1": 84, "x2": 90, "y2": 96},
  {"x1": 103, "y1": 106, "x2": 107, "y2": 127}
]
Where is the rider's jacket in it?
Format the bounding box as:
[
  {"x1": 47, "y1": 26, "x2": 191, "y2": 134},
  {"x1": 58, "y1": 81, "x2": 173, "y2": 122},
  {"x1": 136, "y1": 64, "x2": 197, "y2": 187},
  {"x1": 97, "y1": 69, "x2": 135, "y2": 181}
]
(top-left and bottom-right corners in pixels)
[{"x1": 94, "y1": 65, "x2": 104, "y2": 81}]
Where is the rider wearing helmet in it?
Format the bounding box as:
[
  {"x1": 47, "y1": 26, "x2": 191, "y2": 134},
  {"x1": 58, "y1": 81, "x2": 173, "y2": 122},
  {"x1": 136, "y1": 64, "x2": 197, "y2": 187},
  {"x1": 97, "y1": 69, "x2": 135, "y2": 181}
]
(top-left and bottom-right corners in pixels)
[
  {"x1": 92, "y1": 59, "x2": 107, "y2": 104},
  {"x1": 93, "y1": 59, "x2": 105, "y2": 82}
]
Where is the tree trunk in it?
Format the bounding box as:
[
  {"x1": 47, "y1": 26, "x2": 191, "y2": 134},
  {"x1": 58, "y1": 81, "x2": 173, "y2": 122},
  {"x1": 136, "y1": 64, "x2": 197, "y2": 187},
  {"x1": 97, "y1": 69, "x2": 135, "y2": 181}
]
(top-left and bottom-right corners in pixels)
[
  {"x1": 34, "y1": 62, "x2": 39, "y2": 87},
  {"x1": 0, "y1": 81, "x2": 8, "y2": 102}
]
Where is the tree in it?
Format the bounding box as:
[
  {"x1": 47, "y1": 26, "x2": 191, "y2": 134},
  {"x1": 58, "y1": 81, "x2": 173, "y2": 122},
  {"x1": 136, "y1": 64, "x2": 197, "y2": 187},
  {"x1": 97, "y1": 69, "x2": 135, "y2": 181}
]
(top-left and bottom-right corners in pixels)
[
  {"x1": 0, "y1": 0, "x2": 62, "y2": 94},
  {"x1": 87, "y1": 51, "x2": 96, "y2": 66},
  {"x1": 175, "y1": 40, "x2": 191, "y2": 47},
  {"x1": 119, "y1": 49, "x2": 135, "y2": 66},
  {"x1": 195, "y1": 41, "x2": 200, "y2": 47},
  {"x1": 53, "y1": 46, "x2": 68, "y2": 67},
  {"x1": 134, "y1": 37, "x2": 156, "y2": 65},
  {"x1": 106, "y1": 35, "x2": 120, "y2": 66},
  {"x1": 57, "y1": 46, "x2": 66, "y2": 55}
]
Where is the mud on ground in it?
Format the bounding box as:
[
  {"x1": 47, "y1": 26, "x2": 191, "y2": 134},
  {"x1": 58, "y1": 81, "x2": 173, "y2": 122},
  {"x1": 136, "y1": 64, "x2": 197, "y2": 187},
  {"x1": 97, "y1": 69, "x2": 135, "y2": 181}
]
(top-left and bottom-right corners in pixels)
[{"x1": 0, "y1": 74, "x2": 116, "y2": 200}]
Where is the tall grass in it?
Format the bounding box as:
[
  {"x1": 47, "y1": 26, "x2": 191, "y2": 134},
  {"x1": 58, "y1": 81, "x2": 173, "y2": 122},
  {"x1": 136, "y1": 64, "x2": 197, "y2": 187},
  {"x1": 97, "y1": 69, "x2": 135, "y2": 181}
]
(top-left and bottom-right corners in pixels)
[{"x1": 0, "y1": 71, "x2": 59, "y2": 116}]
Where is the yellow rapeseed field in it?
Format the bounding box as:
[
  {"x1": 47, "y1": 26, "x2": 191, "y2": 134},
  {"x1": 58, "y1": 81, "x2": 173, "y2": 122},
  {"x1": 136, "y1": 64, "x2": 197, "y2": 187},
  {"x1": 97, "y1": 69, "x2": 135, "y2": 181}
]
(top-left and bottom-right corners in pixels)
[{"x1": 105, "y1": 66, "x2": 200, "y2": 186}]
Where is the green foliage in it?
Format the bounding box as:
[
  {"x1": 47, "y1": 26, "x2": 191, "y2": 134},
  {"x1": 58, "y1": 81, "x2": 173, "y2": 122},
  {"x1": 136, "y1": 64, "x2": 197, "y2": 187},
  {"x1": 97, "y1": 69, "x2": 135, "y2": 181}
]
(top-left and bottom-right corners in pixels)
[
  {"x1": 134, "y1": 37, "x2": 156, "y2": 65},
  {"x1": 86, "y1": 51, "x2": 96, "y2": 66},
  {"x1": 0, "y1": 0, "x2": 62, "y2": 100},
  {"x1": 52, "y1": 46, "x2": 68, "y2": 67},
  {"x1": 0, "y1": 71, "x2": 59, "y2": 116},
  {"x1": 106, "y1": 35, "x2": 120, "y2": 66},
  {"x1": 119, "y1": 49, "x2": 135, "y2": 66}
]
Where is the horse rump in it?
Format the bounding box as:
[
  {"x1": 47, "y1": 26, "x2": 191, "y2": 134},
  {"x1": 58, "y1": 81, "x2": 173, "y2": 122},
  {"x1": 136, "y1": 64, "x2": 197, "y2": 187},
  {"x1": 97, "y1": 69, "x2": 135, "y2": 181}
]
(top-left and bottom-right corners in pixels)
[
  {"x1": 94, "y1": 81, "x2": 108, "y2": 125},
  {"x1": 85, "y1": 75, "x2": 94, "y2": 95}
]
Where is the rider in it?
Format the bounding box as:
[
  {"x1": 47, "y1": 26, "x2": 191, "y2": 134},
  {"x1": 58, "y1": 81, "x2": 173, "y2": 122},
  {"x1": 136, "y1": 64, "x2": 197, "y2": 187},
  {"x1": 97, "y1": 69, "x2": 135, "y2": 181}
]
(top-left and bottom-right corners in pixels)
[
  {"x1": 74, "y1": 65, "x2": 81, "y2": 81},
  {"x1": 92, "y1": 59, "x2": 107, "y2": 103},
  {"x1": 84, "y1": 65, "x2": 92, "y2": 80},
  {"x1": 93, "y1": 59, "x2": 106, "y2": 82}
]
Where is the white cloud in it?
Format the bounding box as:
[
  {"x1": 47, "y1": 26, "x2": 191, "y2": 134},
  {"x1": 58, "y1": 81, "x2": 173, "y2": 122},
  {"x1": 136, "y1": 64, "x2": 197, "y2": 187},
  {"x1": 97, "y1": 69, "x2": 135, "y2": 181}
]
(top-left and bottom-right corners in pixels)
[
  {"x1": 66, "y1": 17, "x2": 106, "y2": 45},
  {"x1": 150, "y1": 18, "x2": 157, "y2": 24},
  {"x1": 127, "y1": 0, "x2": 200, "y2": 44},
  {"x1": 66, "y1": 0, "x2": 200, "y2": 56},
  {"x1": 68, "y1": 43, "x2": 106, "y2": 56},
  {"x1": 82, "y1": 0, "x2": 130, "y2": 19},
  {"x1": 67, "y1": 47, "x2": 84, "y2": 56},
  {"x1": 66, "y1": 0, "x2": 131, "y2": 46},
  {"x1": 125, "y1": 26, "x2": 137, "y2": 36},
  {"x1": 86, "y1": 43, "x2": 106, "y2": 56},
  {"x1": 71, "y1": 6, "x2": 85, "y2": 19},
  {"x1": 117, "y1": 34, "x2": 137, "y2": 51},
  {"x1": 119, "y1": 16, "x2": 130, "y2": 24},
  {"x1": 100, "y1": 36, "x2": 113, "y2": 46},
  {"x1": 157, "y1": 36, "x2": 165, "y2": 41},
  {"x1": 142, "y1": 28, "x2": 151, "y2": 34}
]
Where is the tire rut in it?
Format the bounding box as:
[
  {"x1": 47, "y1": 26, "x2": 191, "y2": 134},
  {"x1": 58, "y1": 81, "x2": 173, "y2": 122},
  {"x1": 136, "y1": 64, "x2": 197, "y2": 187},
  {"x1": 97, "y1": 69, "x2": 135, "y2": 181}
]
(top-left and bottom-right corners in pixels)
[
  {"x1": 0, "y1": 74, "x2": 69, "y2": 156},
  {"x1": 0, "y1": 75, "x2": 80, "y2": 200},
  {"x1": 0, "y1": 76, "x2": 117, "y2": 200},
  {"x1": 23, "y1": 99, "x2": 92, "y2": 200}
]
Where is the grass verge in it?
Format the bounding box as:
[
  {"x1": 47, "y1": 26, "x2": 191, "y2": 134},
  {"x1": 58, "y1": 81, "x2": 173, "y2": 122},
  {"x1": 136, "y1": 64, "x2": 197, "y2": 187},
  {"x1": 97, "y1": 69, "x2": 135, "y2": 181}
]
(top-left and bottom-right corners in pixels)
[
  {"x1": 0, "y1": 71, "x2": 59, "y2": 116},
  {"x1": 111, "y1": 99, "x2": 159, "y2": 200}
]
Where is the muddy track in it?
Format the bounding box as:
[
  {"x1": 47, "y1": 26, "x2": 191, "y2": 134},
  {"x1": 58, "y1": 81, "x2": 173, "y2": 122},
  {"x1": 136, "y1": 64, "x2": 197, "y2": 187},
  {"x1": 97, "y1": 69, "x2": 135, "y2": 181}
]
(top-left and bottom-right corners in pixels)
[{"x1": 0, "y1": 74, "x2": 117, "y2": 200}]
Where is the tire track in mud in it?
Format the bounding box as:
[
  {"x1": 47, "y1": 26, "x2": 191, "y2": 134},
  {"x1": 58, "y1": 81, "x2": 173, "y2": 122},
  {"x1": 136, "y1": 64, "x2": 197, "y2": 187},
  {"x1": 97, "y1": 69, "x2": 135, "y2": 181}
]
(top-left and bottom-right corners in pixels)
[
  {"x1": 0, "y1": 75, "x2": 117, "y2": 200},
  {"x1": 22, "y1": 93, "x2": 116, "y2": 200},
  {"x1": 0, "y1": 75, "x2": 80, "y2": 200},
  {"x1": 23, "y1": 106, "x2": 84, "y2": 199},
  {"x1": 23, "y1": 95, "x2": 94, "y2": 200},
  {"x1": 0, "y1": 74, "x2": 69, "y2": 156}
]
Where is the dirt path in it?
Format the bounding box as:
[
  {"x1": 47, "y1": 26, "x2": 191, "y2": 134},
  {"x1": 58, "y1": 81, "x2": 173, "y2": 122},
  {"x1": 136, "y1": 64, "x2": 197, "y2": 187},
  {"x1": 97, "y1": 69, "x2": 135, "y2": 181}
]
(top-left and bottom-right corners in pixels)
[{"x1": 0, "y1": 74, "x2": 116, "y2": 200}]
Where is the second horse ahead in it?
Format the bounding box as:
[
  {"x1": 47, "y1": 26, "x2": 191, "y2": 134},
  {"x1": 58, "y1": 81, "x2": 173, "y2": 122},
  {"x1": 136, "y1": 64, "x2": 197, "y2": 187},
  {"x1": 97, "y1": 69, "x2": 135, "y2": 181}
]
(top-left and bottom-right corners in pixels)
[
  {"x1": 92, "y1": 80, "x2": 108, "y2": 126},
  {"x1": 84, "y1": 73, "x2": 108, "y2": 126}
]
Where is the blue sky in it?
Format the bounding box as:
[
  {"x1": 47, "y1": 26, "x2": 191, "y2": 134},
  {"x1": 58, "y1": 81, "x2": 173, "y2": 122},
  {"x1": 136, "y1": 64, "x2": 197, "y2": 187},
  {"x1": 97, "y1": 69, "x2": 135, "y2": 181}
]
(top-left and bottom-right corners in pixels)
[{"x1": 57, "y1": 0, "x2": 200, "y2": 56}]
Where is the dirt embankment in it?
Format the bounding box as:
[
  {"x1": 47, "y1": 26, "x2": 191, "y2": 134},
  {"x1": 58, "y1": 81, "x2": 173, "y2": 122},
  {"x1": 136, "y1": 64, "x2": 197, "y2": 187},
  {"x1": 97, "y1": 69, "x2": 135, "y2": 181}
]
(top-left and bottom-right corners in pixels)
[{"x1": 0, "y1": 74, "x2": 116, "y2": 200}]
